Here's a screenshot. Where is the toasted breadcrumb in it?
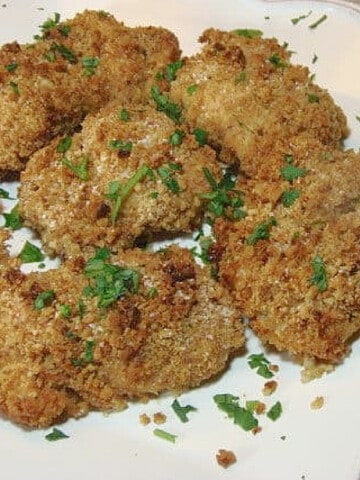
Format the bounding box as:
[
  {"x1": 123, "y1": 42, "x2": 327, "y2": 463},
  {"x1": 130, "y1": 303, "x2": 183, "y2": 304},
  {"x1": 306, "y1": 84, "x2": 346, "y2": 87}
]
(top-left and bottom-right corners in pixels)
[
  {"x1": 139, "y1": 413, "x2": 151, "y2": 426},
  {"x1": 216, "y1": 449, "x2": 237, "y2": 468},
  {"x1": 310, "y1": 396, "x2": 325, "y2": 410},
  {"x1": 262, "y1": 380, "x2": 278, "y2": 396},
  {"x1": 301, "y1": 358, "x2": 335, "y2": 383},
  {"x1": 153, "y1": 412, "x2": 167, "y2": 425}
]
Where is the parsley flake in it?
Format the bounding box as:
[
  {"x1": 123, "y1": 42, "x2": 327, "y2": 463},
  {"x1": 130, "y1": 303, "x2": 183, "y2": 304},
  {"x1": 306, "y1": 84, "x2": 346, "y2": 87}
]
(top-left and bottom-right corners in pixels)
[
  {"x1": 165, "y1": 59, "x2": 184, "y2": 81},
  {"x1": 5, "y1": 62, "x2": 18, "y2": 73},
  {"x1": 281, "y1": 189, "x2": 300, "y2": 208},
  {"x1": 269, "y1": 54, "x2": 287, "y2": 69},
  {"x1": 19, "y1": 241, "x2": 45, "y2": 263},
  {"x1": 171, "y1": 398, "x2": 197, "y2": 423},
  {"x1": 309, "y1": 14, "x2": 328, "y2": 29},
  {"x1": 280, "y1": 155, "x2": 307, "y2": 182},
  {"x1": 81, "y1": 56, "x2": 99, "y2": 76},
  {"x1": 267, "y1": 401, "x2": 283, "y2": 421},
  {"x1": 213, "y1": 394, "x2": 258, "y2": 432},
  {"x1": 157, "y1": 164, "x2": 181, "y2": 194},
  {"x1": 232, "y1": 28, "x2": 263, "y2": 38},
  {"x1": 62, "y1": 155, "x2": 89, "y2": 181},
  {"x1": 118, "y1": 108, "x2": 130, "y2": 122},
  {"x1": 153, "y1": 428, "x2": 177, "y2": 443},
  {"x1": 291, "y1": 10, "x2": 312, "y2": 25},
  {"x1": 151, "y1": 86, "x2": 182, "y2": 124},
  {"x1": 57, "y1": 135, "x2": 72, "y2": 154},
  {"x1": 169, "y1": 129, "x2": 185, "y2": 146},
  {"x1": 310, "y1": 255, "x2": 328, "y2": 292},
  {"x1": 247, "y1": 353, "x2": 274, "y2": 379},
  {"x1": 45, "y1": 427, "x2": 69, "y2": 442},
  {"x1": 193, "y1": 128, "x2": 208, "y2": 147},
  {"x1": 0, "y1": 187, "x2": 14, "y2": 200},
  {"x1": 246, "y1": 217, "x2": 277, "y2": 245},
  {"x1": 34, "y1": 290, "x2": 55, "y2": 310},
  {"x1": 3, "y1": 205, "x2": 23, "y2": 230}
]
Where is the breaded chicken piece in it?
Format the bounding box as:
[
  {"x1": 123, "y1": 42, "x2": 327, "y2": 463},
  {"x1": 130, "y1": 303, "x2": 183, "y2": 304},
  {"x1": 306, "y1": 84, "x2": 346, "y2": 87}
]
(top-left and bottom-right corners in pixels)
[
  {"x1": 168, "y1": 28, "x2": 348, "y2": 176},
  {"x1": 213, "y1": 147, "x2": 360, "y2": 363},
  {"x1": 0, "y1": 241, "x2": 243, "y2": 428},
  {"x1": 19, "y1": 102, "x2": 221, "y2": 258},
  {"x1": 0, "y1": 10, "x2": 180, "y2": 179}
]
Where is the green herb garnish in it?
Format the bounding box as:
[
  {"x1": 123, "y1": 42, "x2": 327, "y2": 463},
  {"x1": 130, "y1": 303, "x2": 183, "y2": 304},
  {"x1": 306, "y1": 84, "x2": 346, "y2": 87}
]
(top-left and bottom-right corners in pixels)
[
  {"x1": 3, "y1": 205, "x2": 23, "y2": 230},
  {"x1": 165, "y1": 59, "x2": 184, "y2": 81},
  {"x1": 81, "y1": 56, "x2": 99, "y2": 76},
  {"x1": 60, "y1": 304, "x2": 71, "y2": 318},
  {"x1": 9, "y1": 81, "x2": 19, "y2": 94},
  {"x1": 171, "y1": 399, "x2": 197, "y2": 423},
  {"x1": 200, "y1": 167, "x2": 246, "y2": 221},
  {"x1": 106, "y1": 164, "x2": 153, "y2": 224},
  {"x1": 232, "y1": 28, "x2": 263, "y2": 38},
  {"x1": 5, "y1": 62, "x2": 18, "y2": 73},
  {"x1": 291, "y1": 10, "x2": 312, "y2": 25},
  {"x1": 39, "y1": 12, "x2": 61, "y2": 35},
  {"x1": 0, "y1": 188, "x2": 14, "y2": 200},
  {"x1": 34, "y1": 290, "x2": 55, "y2": 310},
  {"x1": 19, "y1": 241, "x2": 45, "y2": 263},
  {"x1": 280, "y1": 155, "x2": 307, "y2": 182},
  {"x1": 247, "y1": 353, "x2": 274, "y2": 378},
  {"x1": 267, "y1": 401, "x2": 283, "y2": 421},
  {"x1": 193, "y1": 128, "x2": 208, "y2": 147},
  {"x1": 83, "y1": 247, "x2": 140, "y2": 308},
  {"x1": 151, "y1": 86, "x2": 182, "y2": 124},
  {"x1": 281, "y1": 189, "x2": 300, "y2": 208},
  {"x1": 169, "y1": 129, "x2": 185, "y2": 146},
  {"x1": 153, "y1": 428, "x2": 177, "y2": 443},
  {"x1": 62, "y1": 155, "x2": 89, "y2": 181},
  {"x1": 157, "y1": 164, "x2": 181, "y2": 194},
  {"x1": 108, "y1": 139, "x2": 133, "y2": 153},
  {"x1": 187, "y1": 84, "x2": 198, "y2": 95},
  {"x1": 307, "y1": 93, "x2": 320, "y2": 103},
  {"x1": 269, "y1": 53, "x2": 287, "y2": 68},
  {"x1": 118, "y1": 108, "x2": 130, "y2": 122},
  {"x1": 52, "y1": 43, "x2": 76, "y2": 63},
  {"x1": 84, "y1": 340, "x2": 95, "y2": 362},
  {"x1": 45, "y1": 427, "x2": 69, "y2": 441},
  {"x1": 58, "y1": 24, "x2": 71, "y2": 37},
  {"x1": 246, "y1": 217, "x2": 277, "y2": 245},
  {"x1": 310, "y1": 255, "x2": 328, "y2": 292},
  {"x1": 213, "y1": 394, "x2": 258, "y2": 432},
  {"x1": 309, "y1": 14, "x2": 328, "y2": 29},
  {"x1": 57, "y1": 135, "x2": 72, "y2": 154}
]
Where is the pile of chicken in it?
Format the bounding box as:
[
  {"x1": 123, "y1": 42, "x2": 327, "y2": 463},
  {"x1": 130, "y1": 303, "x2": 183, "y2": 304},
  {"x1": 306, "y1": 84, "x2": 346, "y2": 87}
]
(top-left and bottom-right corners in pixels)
[{"x1": 0, "y1": 13, "x2": 359, "y2": 429}]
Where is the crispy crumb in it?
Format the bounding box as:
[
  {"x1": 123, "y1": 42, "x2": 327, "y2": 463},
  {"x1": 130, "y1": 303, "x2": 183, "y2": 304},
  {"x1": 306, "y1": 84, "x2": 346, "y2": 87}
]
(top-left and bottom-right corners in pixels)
[
  {"x1": 301, "y1": 358, "x2": 335, "y2": 383},
  {"x1": 252, "y1": 426, "x2": 263, "y2": 435},
  {"x1": 139, "y1": 413, "x2": 151, "y2": 426},
  {"x1": 216, "y1": 449, "x2": 237, "y2": 468},
  {"x1": 269, "y1": 364, "x2": 279, "y2": 373},
  {"x1": 310, "y1": 396, "x2": 325, "y2": 410},
  {"x1": 254, "y1": 401, "x2": 266, "y2": 415},
  {"x1": 153, "y1": 412, "x2": 167, "y2": 425},
  {"x1": 262, "y1": 380, "x2": 278, "y2": 396}
]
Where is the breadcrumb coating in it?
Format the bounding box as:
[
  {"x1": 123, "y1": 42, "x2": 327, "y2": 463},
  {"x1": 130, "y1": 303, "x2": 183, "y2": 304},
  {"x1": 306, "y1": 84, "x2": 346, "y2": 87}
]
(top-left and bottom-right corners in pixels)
[
  {"x1": 0, "y1": 242, "x2": 244, "y2": 428},
  {"x1": 169, "y1": 28, "x2": 348, "y2": 173},
  {"x1": 0, "y1": 10, "x2": 180, "y2": 179},
  {"x1": 19, "y1": 102, "x2": 221, "y2": 258}
]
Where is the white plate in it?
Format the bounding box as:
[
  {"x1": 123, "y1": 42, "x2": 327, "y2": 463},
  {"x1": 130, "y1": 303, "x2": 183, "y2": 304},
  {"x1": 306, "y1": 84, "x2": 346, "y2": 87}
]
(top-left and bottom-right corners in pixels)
[{"x1": 0, "y1": 1, "x2": 360, "y2": 479}]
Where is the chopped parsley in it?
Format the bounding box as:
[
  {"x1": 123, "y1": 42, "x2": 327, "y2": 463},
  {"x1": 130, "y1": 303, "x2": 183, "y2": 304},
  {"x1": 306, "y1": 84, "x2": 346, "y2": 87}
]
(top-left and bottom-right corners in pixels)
[
  {"x1": 280, "y1": 155, "x2": 307, "y2": 182},
  {"x1": 187, "y1": 84, "x2": 198, "y2": 95},
  {"x1": 267, "y1": 401, "x2": 283, "y2": 421},
  {"x1": 151, "y1": 86, "x2": 182, "y2": 124},
  {"x1": 3, "y1": 205, "x2": 23, "y2": 230},
  {"x1": 165, "y1": 59, "x2": 184, "y2": 81},
  {"x1": 106, "y1": 164, "x2": 153, "y2": 224},
  {"x1": 213, "y1": 393, "x2": 258, "y2": 432},
  {"x1": 169, "y1": 129, "x2": 185, "y2": 146},
  {"x1": 309, "y1": 14, "x2": 328, "y2": 29},
  {"x1": 62, "y1": 155, "x2": 89, "y2": 181},
  {"x1": 307, "y1": 93, "x2": 320, "y2": 103},
  {"x1": 52, "y1": 43, "x2": 77, "y2": 63},
  {"x1": 269, "y1": 54, "x2": 287, "y2": 69},
  {"x1": 118, "y1": 108, "x2": 130, "y2": 122},
  {"x1": 34, "y1": 290, "x2": 55, "y2": 310},
  {"x1": 246, "y1": 217, "x2": 277, "y2": 245},
  {"x1": 5, "y1": 62, "x2": 18, "y2": 73},
  {"x1": 57, "y1": 135, "x2": 72, "y2": 154},
  {"x1": 310, "y1": 255, "x2": 328, "y2": 292},
  {"x1": 18, "y1": 241, "x2": 45, "y2": 263},
  {"x1": 0, "y1": 187, "x2": 14, "y2": 200},
  {"x1": 108, "y1": 139, "x2": 133, "y2": 154},
  {"x1": 84, "y1": 340, "x2": 95, "y2": 363},
  {"x1": 193, "y1": 128, "x2": 208, "y2": 147},
  {"x1": 81, "y1": 56, "x2": 99, "y2": 76},
  {"x1": 38, "y1": 12, "x2": 61, "y2": 36},
  {"x1": 83, "y1": 247, "x2": 140, "y2": 308},
  {"x1": 232, "y1": 28, "x2": 263, "y2": 38},
  {"x1": 58, "y1": 24, "x2": 71, "y2": 37},
  {"x1": 171, "y1": 398, "x2": 197, "y2": 423},
  {"x1": 291, "y1": 10, "x2": 312, "y2": 25},
  {"x1": 247, "y1": 353, "x2": 274, "y2": 379},
  {"x1": 59, "y1": 304, "x2": 72, "y2": 318},
  {"x1": 45, "y1": 427, "x2": 69, "y2": 441},
  {"x1": 356, "y1": 115, "x2": 360, "y2": 123},
  {"x1": 200, "y1": 167, "x2": 246, "y2": 222},
  {"x1": 281, "y1": 189, "x2": 300, "y2": 208},
  {"x1": 153, "y1": 428, "x2": 177, "y2": 443},
  {"x1": 157, "y1": 164, "x2": 181, "y2": 194},
  {"x1": 9, "y1": 81, "x2": 19, "y2": 95},
  {"x1": 146, "y1": 287, "x2": 158, "y2": 299},
  {"x1": 235, "y1": 71, "x2": 247, "y2": 84},
  {"x1": 312, "y1": 53, "x2": 318, "y2": 64}
]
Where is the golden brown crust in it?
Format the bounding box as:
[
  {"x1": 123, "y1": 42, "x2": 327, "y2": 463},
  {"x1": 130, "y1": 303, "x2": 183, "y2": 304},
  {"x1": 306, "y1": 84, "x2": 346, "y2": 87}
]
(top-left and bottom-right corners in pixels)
[
  {"x1": 0, "y1": 10, "x2": 180, "y2": 178},
  {"x1": 0, "y1": 241, "x2": 244, "y2": 428},
  {"x1": 19, "y1": 102, "x2": 221, "y2": 257}
]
